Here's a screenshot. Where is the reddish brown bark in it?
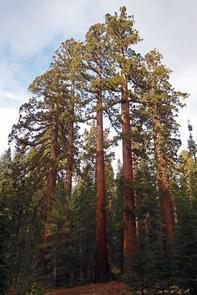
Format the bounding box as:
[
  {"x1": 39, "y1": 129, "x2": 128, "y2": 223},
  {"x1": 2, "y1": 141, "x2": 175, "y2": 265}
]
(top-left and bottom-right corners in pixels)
[
  {"x1": 121, "y1": 77, "x2": 137, "y2": 272},
  {"x1": 153, "y1": 114, "x2": 174, "y2": 244},
  {"x1": 42, "y1": 110, "x2": 58, "y2": 283},
  {"x1": 65, "y1": 84, "x2": 75, "y2": 196},
  {"x1": 65, "y1": 119, "x2": 74, "y2": 195},
  {"x1": 44, "y1": 105, "x2": 58, "y2": 231},
  {"x1": 95, "y1": 92, "x2": 109, "y2": 282}
]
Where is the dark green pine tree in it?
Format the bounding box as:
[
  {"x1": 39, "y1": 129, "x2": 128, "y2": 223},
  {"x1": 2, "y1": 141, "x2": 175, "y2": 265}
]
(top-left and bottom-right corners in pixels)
[
  {"x1": 174, "y1": 130, "x2": 197, "y2": 294},
  {"x1": 0, "y1": 150, "x2": 12, "y2": 294},
  {"x1": 174, "y1": 193, "x2": 197, "y2": 295},
  {"x1": 70, "y1": 164, "x2": 96, "y2": 283},
  {"x1": 0, "y1": 149, "x2": 43, "y2": 294},
  {"x1": 106, "y1": 160, "x2": 124, "y2": 274},
  {"x1": 63, "y1": 125, "x2": 97, "y2": 285},
  {"x1": 187, "y1": 122, "x2": 197, "y2": 163},
  {"x1": 123, "y1": 158, "x2": 174, "y2": 294}
]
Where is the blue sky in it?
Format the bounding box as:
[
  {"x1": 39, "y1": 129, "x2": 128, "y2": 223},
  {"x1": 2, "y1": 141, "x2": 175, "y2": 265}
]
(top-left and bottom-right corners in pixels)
[{"x1": 0, "y1": 0, "x2": 196, "y2": 155}]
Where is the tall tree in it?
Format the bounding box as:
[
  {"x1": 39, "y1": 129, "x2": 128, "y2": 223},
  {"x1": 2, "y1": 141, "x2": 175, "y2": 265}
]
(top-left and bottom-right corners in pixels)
[
  {"x1": 175, "y1": 141, "x2": 197, "y2": 294},
  {"x1": 10, "y1": 96, "x2": 54, "y2": 227},
  {"x1": 137, "y1": 49, "x2": 187, "y2": 244},
  {"x1": 105, "y1": 6, "x2": 141, "y2": 271},
  {"x1": 187, "y1": 122, "x2": 197, "y2": 163},
  {"x1": 53, "y1": 39, "x2": 84, "y2": 196},
  {"x1": 82, "y1": 24, "x2": 110, "y2": 282},
  {"x1": 28, "y1": 67, "x2": 67, "y2": 226},
  {"x1": 10, "y1": 66, "x2": 71, "y2": 234}
]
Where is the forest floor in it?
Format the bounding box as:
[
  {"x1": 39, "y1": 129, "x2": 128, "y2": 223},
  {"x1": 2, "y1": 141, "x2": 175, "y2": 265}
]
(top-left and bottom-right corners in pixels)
[
  {"x1": 8, "y1": 281, "x2": 189, "y2": 294},
  {"x1": 46, "y1": 281, "x2": 131, "y2": 294}
]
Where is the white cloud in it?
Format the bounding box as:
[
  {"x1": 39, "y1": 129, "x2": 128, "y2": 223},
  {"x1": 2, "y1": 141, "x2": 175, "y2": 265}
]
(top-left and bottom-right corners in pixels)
[
  {"x1": 0, "y1": 89, "x2": 26, "y2": 108},
  {"x1": 0, "y1": 0, "x2": 94, "y2": 57},
  {"x1": 0, "y1": 58, "x2": 22, "y2": 89},
  {"x1": 0, "y1": 58, "x2": 28, "y2": 108},
  {"x1": 0, "y1": 0, "x2": 197, "y2": 59},
  {"x1": 0, "y1": 108, "x2": 19, "y2": 155}
]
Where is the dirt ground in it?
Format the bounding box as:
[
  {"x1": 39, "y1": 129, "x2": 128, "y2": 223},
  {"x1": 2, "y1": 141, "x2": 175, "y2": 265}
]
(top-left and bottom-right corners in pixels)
[{"x1": 46, "y1": 281, "x2": 131, "y2": 295}]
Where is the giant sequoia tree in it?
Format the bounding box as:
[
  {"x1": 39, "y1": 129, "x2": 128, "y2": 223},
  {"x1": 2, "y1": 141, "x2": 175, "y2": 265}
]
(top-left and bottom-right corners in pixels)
[
  {"x1": 53, "y1": 39, "x2": 84, "y2": 196},
  {"x1": 82, "y1": 23, "x2": 111, "y2": 282},
  {"x1": 105, "y1": 6, "x2": 141, "y2": 270},
  {"x1": 137, "y1": 50, "x2": 187, "y2": 244},
  {"x1": 28, "y1": 68, "x2": 70, "y2": 226}
]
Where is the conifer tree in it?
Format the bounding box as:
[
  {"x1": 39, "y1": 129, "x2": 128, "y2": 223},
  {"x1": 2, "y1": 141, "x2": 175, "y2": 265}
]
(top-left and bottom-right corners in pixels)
[
  {"x1": 187, "y1": 122, "x2": 197, "y2": 163},
  {"x1": 27, "y1": 67, "x2": 69, "y2": 226},
  {"x1": 82, "y1": 23, "x2": 111, "y2": 282},
  {"x1": 105, "y1": 6, "x2": 141, "y2": 271},
  {"x1": 137, "y1": 49, "x2": 187, "y2": 244},
  {"x1": 175, "y1": 131, "x2": 197, "y2": 294},
  {"x1": 0, "y1": 151, "x2": 12, "y2": 294},
  {"x1": 52, "y1": 39, "x2": 84, "y2": 196},
  {"x1": 0, "y1": 150, "x2": 43, "y2": 293}
]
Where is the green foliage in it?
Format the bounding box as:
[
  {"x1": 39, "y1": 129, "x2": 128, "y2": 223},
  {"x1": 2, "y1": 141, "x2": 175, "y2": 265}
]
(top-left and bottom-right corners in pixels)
[
  {"x1": 0, "y1": 194, "x2": 11, "y2": 294},
  {"x1": 187, "y1": 123, "x2": 197, "y2": 162},
  {"x1": 106, "y1": 160, "x2": 123, "y2": 273},
  {"x1": 70, "y1": 165, "x2": 96, "y2": 283},
  {"x1": 122, "y1": 158, "x2": 173, "y2": 294},
  {"x1": 16, "y1": 280, "x2": 43, "y2": 295},
  {"x1": 173, "y1": 149, "x2": 197, "y2": 293},
  {"x1": 41, "y1": 182, "x2": 69, "y2": 287},
  {"x1": 0, "y1": 151, "x2": 43, "y2": 293},
  {"x1": 174, "y1": 197, "x2": 197, "y2": 293}
]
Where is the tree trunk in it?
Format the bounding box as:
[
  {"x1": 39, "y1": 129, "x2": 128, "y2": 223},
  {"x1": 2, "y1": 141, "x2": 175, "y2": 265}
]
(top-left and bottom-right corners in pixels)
[
  {"x1": 44, "y1": 106, "x2": 58, "y2": 226},
  {"x1": 121, "y1": 75, "x2": 137, "y2": 272},
  {"x1": 43, "y1": 105, "x2": 58, "y2": 281},
  {"x1": 95, "y1": 92, "x2": 109, "y2": 282},
  {"x1": 65, "y1": 118, "x2": 74, "y2": 196},
  {"x1": 153, "y1": 114, "x2": 174, "y2": 244},
  {"x1": 65, "y1": 84, "x2": 75, "y2": 196}
]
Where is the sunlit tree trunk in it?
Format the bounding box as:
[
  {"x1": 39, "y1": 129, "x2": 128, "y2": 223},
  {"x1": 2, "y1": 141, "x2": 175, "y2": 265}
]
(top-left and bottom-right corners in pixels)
[
  {"x1": 121, "y1": 75, "x2": 137, "y2": 272},
  {"x1": 65, "y1": 84, "x2": 75, "y2": 197},
  {"x1": 153, "y1": 114, "x2": 174, "y2": 244},
  {"x1": 95, "y1": 91, "x2": 109, "y2": 282},
  {"x1": 44, "y1": 105, "x2": 58, "y2": 226},
  {"x1": 65, "y1": 117, "x2": 74, "y2": 195}
]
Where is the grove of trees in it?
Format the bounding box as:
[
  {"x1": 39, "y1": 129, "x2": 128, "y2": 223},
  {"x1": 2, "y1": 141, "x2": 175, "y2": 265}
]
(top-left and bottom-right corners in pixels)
[{"x1": 0, "y1": 7, "x2": 196, "y2": 295}]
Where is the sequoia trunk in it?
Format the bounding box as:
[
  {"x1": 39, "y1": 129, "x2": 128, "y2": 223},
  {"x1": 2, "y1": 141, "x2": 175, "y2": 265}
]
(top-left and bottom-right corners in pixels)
[
  {"x1": 121, "y1": 76, "x2": 137, "y2": 272},
  {"x1": 95, "y1": 92, "x2": 109, "y2": 282},
  {"x1": 153, "y1": 114, "x2": 174, "y2": 243},
  {"x1": 65, "y1": 118, "x2": 74, "y2": 195},
  {"x1": 44, "y1": 105, "x2": 58, "y2": 226}
]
